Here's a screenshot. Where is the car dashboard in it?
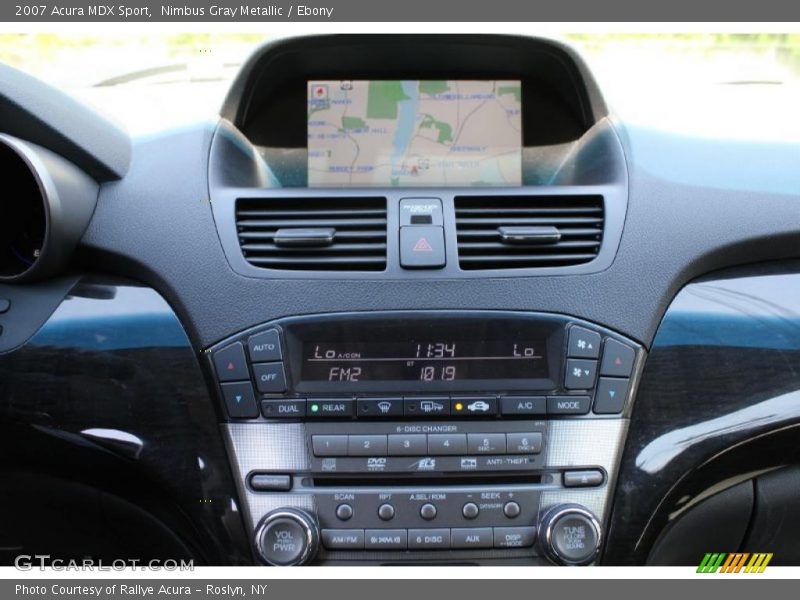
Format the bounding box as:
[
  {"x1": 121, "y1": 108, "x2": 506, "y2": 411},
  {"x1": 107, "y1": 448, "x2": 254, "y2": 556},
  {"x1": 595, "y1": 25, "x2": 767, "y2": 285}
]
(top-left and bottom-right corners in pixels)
[{"x1": 1, "y1": 34, "x2": 800, "y2": 567}]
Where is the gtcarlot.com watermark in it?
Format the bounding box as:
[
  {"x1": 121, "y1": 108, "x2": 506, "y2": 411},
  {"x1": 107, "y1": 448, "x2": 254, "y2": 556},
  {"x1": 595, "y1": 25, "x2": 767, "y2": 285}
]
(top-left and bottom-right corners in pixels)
[{"x1": 14, "y1": 555, "x2": 194, "y2": 571}]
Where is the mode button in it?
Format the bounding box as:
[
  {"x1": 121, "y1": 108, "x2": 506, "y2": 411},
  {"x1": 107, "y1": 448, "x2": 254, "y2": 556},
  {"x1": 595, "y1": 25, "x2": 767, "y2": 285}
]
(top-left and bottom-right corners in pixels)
[{"x1": 547, "y1": 396, "x2": 591, "y2": 415}]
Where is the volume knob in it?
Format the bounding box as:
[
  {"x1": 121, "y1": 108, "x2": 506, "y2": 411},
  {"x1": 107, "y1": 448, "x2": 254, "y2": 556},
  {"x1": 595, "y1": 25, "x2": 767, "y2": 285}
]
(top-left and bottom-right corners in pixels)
[
  {"x1": 539, "y1": 504, "x2": 602, "y2": 565},
  {"x1": 255, "y1": 508, "x2": 319, "y2": 566}
]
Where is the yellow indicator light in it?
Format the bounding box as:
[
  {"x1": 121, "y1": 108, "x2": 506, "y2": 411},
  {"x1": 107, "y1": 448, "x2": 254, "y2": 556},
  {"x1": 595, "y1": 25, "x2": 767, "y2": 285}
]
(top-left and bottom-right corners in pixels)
[{"x1": 455, "y1": 402, "x2": 464, "y2": 411}]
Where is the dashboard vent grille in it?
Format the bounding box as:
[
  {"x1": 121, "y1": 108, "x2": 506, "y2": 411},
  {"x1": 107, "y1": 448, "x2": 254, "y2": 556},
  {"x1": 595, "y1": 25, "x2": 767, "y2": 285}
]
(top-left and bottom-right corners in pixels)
[
  {"x1": 236, "y1": 197, "x2": 387, "y2": 271},
  {"x1": 455, "y1": 195, "x2": 604, "y2": 270}
]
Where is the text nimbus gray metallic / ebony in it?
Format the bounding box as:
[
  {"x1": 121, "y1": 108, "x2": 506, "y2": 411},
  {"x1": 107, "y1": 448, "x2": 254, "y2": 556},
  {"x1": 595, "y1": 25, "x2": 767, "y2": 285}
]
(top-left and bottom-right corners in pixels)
[{"x1": 161, "y1": 4, "x2": 334, "y2": 18}]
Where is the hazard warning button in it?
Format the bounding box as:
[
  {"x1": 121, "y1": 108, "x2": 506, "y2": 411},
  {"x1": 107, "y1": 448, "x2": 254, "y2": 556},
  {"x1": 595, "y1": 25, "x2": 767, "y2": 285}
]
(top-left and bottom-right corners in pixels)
[{"x1": 400, "y1": 226, "x2": 446, "y2": 269}]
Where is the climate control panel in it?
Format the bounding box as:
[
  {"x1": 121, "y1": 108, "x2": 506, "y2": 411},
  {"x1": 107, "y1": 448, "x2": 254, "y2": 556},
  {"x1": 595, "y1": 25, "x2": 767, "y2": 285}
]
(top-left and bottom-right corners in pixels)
[{"x1": 212, "y1": 311, "x2": 643, "y2": 566}]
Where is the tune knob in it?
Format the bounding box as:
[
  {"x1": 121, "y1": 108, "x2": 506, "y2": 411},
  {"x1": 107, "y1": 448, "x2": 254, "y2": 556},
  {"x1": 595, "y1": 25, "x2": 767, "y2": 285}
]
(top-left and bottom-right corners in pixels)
[
  {"x1": 255, "y1": 508, "x2": 319, "y2": 566},
  {"x1": 538, "y1": 504, "x2": 602, "y2": 565}
]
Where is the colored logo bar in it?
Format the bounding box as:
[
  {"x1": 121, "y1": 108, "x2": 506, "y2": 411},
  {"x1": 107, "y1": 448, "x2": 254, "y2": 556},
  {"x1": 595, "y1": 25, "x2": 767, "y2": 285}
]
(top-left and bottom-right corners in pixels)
[{"x1": 697, "y1": 553, "x2": 773, "y2": 573}]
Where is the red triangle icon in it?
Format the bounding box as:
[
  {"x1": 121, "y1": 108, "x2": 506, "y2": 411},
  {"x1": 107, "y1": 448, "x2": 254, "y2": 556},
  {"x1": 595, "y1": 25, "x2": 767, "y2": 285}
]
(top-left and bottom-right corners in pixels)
[
  {"x1": 413, "y1": 237, "x2": 433, "y2": 252},
  {"x1": 227, "y1": 361, "x2": 236, "y2": 371}
]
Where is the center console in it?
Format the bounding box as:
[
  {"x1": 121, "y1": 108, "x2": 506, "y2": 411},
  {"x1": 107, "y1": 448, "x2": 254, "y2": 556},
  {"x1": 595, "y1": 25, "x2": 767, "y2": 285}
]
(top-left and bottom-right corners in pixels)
[{"x1": 208, "y1": 311, "x2": 643, "y2": 565}]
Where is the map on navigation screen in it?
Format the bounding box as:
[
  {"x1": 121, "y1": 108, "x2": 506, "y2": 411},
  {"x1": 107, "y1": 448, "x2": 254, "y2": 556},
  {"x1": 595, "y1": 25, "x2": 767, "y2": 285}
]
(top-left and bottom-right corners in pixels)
[{"x1": 307, "y1": 80, "x2": 522, "y2": 187}]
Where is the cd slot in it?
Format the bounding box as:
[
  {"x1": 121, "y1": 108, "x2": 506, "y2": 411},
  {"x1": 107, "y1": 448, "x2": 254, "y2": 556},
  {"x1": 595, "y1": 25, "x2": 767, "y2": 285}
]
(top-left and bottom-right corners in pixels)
[{"x1": 311, "y1": 474, "x2": 543, "y2": 488}]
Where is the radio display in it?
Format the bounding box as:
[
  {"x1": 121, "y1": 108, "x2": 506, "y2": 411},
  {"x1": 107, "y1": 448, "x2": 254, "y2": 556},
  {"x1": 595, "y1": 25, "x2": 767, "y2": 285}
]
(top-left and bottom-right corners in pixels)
[
  {"x1": 301, "y1": 340, "x2": 548, "y2": 383},
  {"x1": 286, "y1": 315, "x2": 562, "y2": 393}
]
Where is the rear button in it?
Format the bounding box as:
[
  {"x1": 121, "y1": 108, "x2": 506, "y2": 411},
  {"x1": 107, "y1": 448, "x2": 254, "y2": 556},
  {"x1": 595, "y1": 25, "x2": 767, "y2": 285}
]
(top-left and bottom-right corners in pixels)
[{"x1": 307, "y1": 399, "x2": 355, "y2": 418}]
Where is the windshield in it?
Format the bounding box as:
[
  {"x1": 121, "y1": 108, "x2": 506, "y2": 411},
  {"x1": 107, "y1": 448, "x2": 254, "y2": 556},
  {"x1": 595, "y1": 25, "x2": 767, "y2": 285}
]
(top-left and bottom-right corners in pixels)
[{"x1": 1, "y1": 32, "x2": 798, "y2": 141}]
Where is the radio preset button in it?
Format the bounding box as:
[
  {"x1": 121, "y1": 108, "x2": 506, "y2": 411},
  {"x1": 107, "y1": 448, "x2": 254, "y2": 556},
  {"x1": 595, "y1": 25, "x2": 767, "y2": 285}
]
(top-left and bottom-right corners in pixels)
[
  {"x1": 322, "y1": 529, "x2": 365, "y2": 550},
  {"x1": 600, "y1": 339, "x2": 635, "y2": 377},
  {"x1": 261, "y1": 399, "x2": 306, "y2": 419},
  {"x1": 312, "y1": 435, "x2": 348, "y2": 456},
  {"x1": 506, "y1": 432, "x2": 543, "y2": 454},
  {"x1": 428, "y1": 433, "x2": 467, "y2": 455},
  {"x1": 252, "y1": 362, "x2": 287, "y2": 393},
  {"x1": 409, "y1": 528, "x2": 450, "y2": 549},
  {"x1": 567, "y1": 326, "x2": 601, "y2": 359},
  {"x1": 247, "y1": 329, "x2": 282, "y2": 363},
  {"x1": 220, "y1": 381, "x2": 259, "y2": 419},
  {"x1": 213, "y1": 342, "x2": 249, "y2": 382},
  {"x1": 503, "y1": 502, "x2": 521, "y2": 519},
  {"x1": 404, "y1": 397, "x2": 450, "y2": 417},
  {"x1": 365, "y1": 529, "x2": 407, "y2": 549},
  {"x1": 547, "y1": 395, "x2": 591, "y2": 415},
  {"x1": 462, "y1": 502, "x2": 480, "y2": 520},
  {"x1": 348, "y1": 435, "x2": 388, "y2": 456},
  {"x1": 493, "y1": 526, "x2": 537, "y2": 548},
  {"x1": 419, "y1": 503, "x2": 438, "y2": 521},
  {"x1": 564, "y1": 358, "x2": 597, "y2": 390},
  {"x1": 335, "y1": 504, "x2": 354, "y2": 521},
  {"x1": 377, "y1": 503, "x2": 396, "y2": 521},
  {"x1": 357, "y1": 397, "x2": 403, "y2": 417},
  {"x1": 499, "y1": 396, "x2": 546, "y2": 417},
  {"x1": 451, "y1": 528, "x2": 493, "y2": 549},
  {"x1": 307, "y1": 399, "x2": 355, "y2": 418},
  {"x1": 387, "y1": 434, "x2": 427, "y2": 456},
  {"x1": 467, "y1": 433, "x2": 506, "y2": 454}
]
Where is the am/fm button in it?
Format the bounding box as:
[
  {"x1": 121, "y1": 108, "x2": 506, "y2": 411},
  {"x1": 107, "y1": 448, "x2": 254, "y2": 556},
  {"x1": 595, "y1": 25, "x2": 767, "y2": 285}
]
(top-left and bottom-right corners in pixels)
[{"x1": 547, "y1": 396, "x2": 591, "y2": 415}]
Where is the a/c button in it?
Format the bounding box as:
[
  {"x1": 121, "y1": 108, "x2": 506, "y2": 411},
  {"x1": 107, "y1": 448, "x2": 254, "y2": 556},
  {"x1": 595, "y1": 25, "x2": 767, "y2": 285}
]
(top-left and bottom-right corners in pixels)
[{"x1": 500, "y1": 396, "x2": 546, "y2": 416}]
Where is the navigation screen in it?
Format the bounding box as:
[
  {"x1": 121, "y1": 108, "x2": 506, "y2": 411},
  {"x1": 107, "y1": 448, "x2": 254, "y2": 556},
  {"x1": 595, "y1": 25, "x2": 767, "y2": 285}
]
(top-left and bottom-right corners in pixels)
[{"x1": 307, "y1": 80, "x2": 522, "y2": 187}]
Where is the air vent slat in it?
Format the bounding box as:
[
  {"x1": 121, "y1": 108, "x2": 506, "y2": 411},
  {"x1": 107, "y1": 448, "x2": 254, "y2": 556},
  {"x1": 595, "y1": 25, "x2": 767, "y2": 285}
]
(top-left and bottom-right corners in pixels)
[
  {"x1": 237, "y1": 218, "x2": 387, "y2": 229},
  {"x1": 458, "y1": 240, "x2": 601, "y2": 251},
  {"x1": 455, "y1": 195, "x2": 604, "y2": 270},
  {"x1": 455, "y1": 207, "x2": 602, "y2": 216},
  {"x1": 456, "y1": 228, "x2": 601, "y2": 238},
  {"x1": 240, "y1": 243, "x2": 387, "y2": 253},
  {"x1": 247, "y1": 256, "x2": 387, "y2": 267},
  {"x1": 236, "y1": 197, "x2": 387, "y2": 271},
  {"x1": 452, "y1": 217, "x2": 602, "y2": 226},
  {"x1": 237, "y1": 208, "x2": 386, "y2": 218},
  {"x1": 238, "y1": 230, "x2": 386, "y2": 241}
]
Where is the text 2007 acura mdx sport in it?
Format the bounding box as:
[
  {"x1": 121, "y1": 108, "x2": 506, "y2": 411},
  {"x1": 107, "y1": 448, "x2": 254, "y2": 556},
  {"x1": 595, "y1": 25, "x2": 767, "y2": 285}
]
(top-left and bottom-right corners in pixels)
[{"x1": 1, "y1": 34, "x2": 799, "y2": 567}]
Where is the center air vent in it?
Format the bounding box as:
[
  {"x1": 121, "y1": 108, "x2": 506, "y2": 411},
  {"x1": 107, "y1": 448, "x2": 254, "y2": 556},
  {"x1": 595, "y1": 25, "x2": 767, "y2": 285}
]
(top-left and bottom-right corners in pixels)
[
  {"x1": 455, "y1": 195, "x2": 604, "y2": 270},
  {"x1": 236, "y1": 197, "x2": 387, "y2": 271}
]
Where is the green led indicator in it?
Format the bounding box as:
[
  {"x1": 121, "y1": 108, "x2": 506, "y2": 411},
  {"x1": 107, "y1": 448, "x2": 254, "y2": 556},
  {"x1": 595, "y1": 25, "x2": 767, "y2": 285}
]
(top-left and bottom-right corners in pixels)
[{"x1": 310, "y1": 404, "x2": 320, "y2": 413}]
